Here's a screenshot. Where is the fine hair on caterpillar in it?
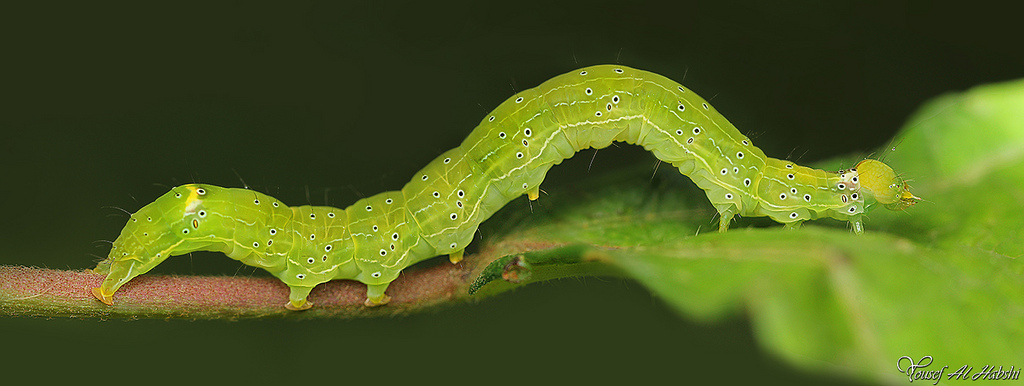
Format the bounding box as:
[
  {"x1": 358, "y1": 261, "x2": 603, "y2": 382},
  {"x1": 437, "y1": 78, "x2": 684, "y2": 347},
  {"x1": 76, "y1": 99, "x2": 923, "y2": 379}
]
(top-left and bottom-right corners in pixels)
[{"x1": 93, "y1": 65, "x2": 921, "y2": 310}]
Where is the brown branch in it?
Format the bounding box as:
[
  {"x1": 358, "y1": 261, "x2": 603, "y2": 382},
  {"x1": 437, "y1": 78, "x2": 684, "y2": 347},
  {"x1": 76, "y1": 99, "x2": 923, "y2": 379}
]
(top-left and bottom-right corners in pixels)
[{"x1": 0, "y1": 238, "x2": 575, "y2": 319}]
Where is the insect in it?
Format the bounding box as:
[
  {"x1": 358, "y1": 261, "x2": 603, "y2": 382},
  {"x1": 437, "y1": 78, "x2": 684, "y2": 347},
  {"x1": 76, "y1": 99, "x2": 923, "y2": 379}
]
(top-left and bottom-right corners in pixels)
[{"x1": 92, "y1": 65, "x2": 920, "y2": 310}]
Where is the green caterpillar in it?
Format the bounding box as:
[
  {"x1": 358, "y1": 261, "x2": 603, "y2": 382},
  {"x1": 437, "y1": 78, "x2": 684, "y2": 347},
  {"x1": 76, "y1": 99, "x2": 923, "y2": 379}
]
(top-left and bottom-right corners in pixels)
[{"x1": 93, "y1": 65, "x2": 920, "y2": 310}]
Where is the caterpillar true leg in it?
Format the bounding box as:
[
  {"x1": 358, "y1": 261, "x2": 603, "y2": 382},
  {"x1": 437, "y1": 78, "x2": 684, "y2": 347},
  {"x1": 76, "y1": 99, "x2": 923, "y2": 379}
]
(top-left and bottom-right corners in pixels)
[{"x1": 718, "y1": 209, "x2": 735, "y2": 233}]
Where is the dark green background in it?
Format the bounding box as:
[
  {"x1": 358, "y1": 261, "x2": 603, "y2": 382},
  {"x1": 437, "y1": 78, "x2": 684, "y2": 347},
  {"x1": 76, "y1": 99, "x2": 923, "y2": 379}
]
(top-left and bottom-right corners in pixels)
[{"x1": 2, "y1": 1, "x2": 1019, "y2": 384}]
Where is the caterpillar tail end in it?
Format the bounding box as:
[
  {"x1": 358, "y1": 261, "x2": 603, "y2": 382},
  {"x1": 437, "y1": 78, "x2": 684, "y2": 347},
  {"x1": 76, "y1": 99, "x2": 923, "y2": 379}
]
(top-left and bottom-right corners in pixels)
[
  {"x1": 448, "y1": 249, "x2": 464, "y2": 264},
  {"x1": 91, "y1": 287, "x2": 115, "y2": 306}
]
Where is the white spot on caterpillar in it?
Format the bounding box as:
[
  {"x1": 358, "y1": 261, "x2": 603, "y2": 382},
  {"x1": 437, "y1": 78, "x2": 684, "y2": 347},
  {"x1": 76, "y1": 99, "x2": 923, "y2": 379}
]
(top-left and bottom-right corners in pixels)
[
  {"x1": 787, "y1": 174, "x2": 795, "y2": 180},
  {"x1": 372, "y1": 225, "x2": 378, "y2": 232},
  {"x1": 579, "y1": 70, "x2": 588, "y2": 75},
  {"x1": 175, "y1": 193, "x2": 182, "y2": 198},
  {"x1": 779, "y1": 193, "x2": 787, "y2": 200},
  {"x1": 371, "y1": 272, "x2": 381, "y2": 278},
  {"x1": 366, "y1": 205, "x2": 373, "y2": 211},
  {"x1": 678, "y1": 86, "x2": 685, "y2": 93},
  {"x1": 450, "y1": 242, "x2": 457, "y2": 249},
  {"x1": 392, "y1": 233, "x2": 399, "y2": 240},
  {"x1": 328, "y1": 212, "x2": 335, "y2": 218},
  {"x1": 614, "y1": 68, "x2": 624, "y2": 73},
  {"x1": 499, "y1": 132, "x2": 506, "y2": 139},
  {"x1": 720, "y1": 168, "x2": 728, "y2": 175},
  {"x1": 181, "y1": 229, "x2": 189, "y2": 234},
  {"x1": 804, "y1": 194, "x2": 812, "y2": 201},
  {"x1": 851, "y1": 193, "x2": 859, "y2": 200},
  {"x1": 385, "y1": 198, "x2": 393, "y2": 204},
  {"x1": 296, "y1": 274, "x2": 305, "y2": 280},
  {"x1": 585, "y1": 88, "x2": 593, "y2": 95},
  {"x1": 744, "y1": 178, "x2": 751, "y2": 187},
  {"x1": 379, "y1": 249, "x2": 387, "y2": 256},
  {"x1": 737, "y1": 152, "x2": 744, "y2": 159},
  {"x1": 254, "y1": 199, "x2": 260, "y2": 205},
  {"x1": 733, "y1": 167, "x2": 739, "y2": 174},
  {"x1": 612, "y1": 95, "x2": 620, "y2": 104},
  {"x1": 524, "y1": 128, "x2": 532, "y2": 137},
  {"x1": 273, "y1": 202, "x2": 280, "y2": 208},
  {"x1": 516, "y1": 152, "x2": 524, "y2": 159},
  {"x1": 309, "y1": 213, "x2": 316, "y2": 219},
  {"x1": 675, "y1": 129, "x2": 684, "y2": 136},
  {"x1": 489, "y1": 116, "x2": 495, "y2": 122},
  {"x1": 702, "y1": 103, "x2": 709, "y2": 110},
  {"x1": 457, "y1": 190, "x2": 465, "y2": 198},
  {"x1": 848, "y1": 206, "x2": 857, "y2": 213},
  {"x1": 198, "y1": 210, "x2": 207, "y2": 218},
  {"x1": 421, "y1": 174, "x2": 428, "y2": 181},
  {"x1": 677, "y1": 104, "x2": 685, "y2": 112},
  {"x1": 450, "y1": 213, "x2": 458, "y2": 220},
  {"x1": 786, "y1": 164, "x2": 794, "y2": 169},
  {"x1": 692, "y1": 127, "x2": 701, "y2": 135},
  {"x1": 790, "y1": 212, "x2": 799, "y2": 219},
  {"x1": 515, "y1": 96, "x2": 524, "y2": 103},
  {"x1": 522, "y1": 183, "x2": 528, "y2": 189},
  {"x1": 325, "y1": 245, "x2": 332, "y2": 252},
  {"x1": 725, "y1": 193, "x2": 733, "y2": 200},
  {"x1": 307, "y1": 257, "x2": 315, "y2": 264},
  {"x1": 309, "y1": 234, "x2": 316, "y2": 240},
  {"x1": 595, "y1": 111, "x2": 602, "y2": 117},
  {"x1": 852, "y1": 176, "x2": 859, "y2": 183},
  {"x1": 270, "y1": 229, "x2": 277, "y2": 235},
  {"x1": 196, "y1": 188, "x2": 206, "y2": 195},
  {"x1": 837, "y1": 183, "x2": 846, "y2": 190},
  {"x1": 433, "y1": 191, "x2": 440, "y2": 198},
  {"x1": 443, "y1": 157, "x2": 451, "y2": 164},
  {"x1": 253, "y1": 241, "x2": 260, "y2": 248},
  {"x1": 742, "y1": 140, "x2": 750, "y2": 146}
]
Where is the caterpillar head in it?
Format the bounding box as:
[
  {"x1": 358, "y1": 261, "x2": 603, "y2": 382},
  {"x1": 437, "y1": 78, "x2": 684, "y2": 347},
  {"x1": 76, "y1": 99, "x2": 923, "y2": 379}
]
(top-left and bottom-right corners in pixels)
[{"x1": 855, "y1": 159, "x2": 921, "y2": 210}]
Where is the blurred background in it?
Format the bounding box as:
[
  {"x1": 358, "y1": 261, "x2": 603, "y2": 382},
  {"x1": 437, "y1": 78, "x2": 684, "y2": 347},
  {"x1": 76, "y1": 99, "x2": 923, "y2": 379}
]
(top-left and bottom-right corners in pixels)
[{"x1": 1, "y1": 1, "x2": 1020, "y2": 384}]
